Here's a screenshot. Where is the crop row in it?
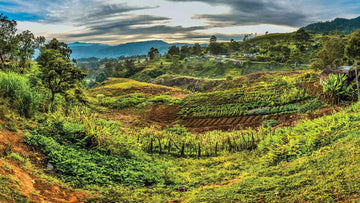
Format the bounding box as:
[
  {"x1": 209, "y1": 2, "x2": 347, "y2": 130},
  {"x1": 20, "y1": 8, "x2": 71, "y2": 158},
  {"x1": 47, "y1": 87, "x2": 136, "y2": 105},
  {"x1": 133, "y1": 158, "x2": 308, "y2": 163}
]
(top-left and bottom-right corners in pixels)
[
  {"x1": 181, "y1": 86, "x2": 310, "y2": 108},
  {"x1": 181, "y1": 99, "x2": 322, "y2": 119}
]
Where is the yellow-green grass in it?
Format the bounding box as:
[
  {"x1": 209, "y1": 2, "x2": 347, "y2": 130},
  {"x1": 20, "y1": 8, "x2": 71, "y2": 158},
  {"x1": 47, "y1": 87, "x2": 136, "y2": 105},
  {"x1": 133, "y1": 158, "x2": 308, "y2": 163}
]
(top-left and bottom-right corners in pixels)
[{"x1": 90, "y1": 77, "x2": 184, "y2": 97}]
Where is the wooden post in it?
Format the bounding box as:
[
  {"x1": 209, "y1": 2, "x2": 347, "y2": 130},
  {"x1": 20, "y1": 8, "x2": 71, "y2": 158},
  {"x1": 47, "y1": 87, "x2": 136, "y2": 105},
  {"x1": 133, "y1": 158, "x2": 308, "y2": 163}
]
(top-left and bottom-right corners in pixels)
[
  {"x1": 168, "y1": 140, "x2": 171, "y2": 153},
  {"x1": 150, "y1": 138, "x2": 153, "y2": 153},
  {"x1": 158, "y1": 138, "x2": 162, "y2": 154},
  {"x1": 198, "y1": 143, "x2": 201, "y2": 157},
  {"x1": 355, "y1": 60, "x2": 360, "y2": 101},
  {"x1": 228, "y1": 137, "x2": 232, "y2": 152},
  {"x1": 180, "y1": 143, "x2": 185, "y2": 156}
]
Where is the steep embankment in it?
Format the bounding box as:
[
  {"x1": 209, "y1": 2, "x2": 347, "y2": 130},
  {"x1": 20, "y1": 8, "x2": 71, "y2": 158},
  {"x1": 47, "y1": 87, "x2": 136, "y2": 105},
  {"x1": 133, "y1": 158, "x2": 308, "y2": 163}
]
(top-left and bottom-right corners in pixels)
[{"x1": 0, "y1": 129, "x2": 88, "y2": 202}]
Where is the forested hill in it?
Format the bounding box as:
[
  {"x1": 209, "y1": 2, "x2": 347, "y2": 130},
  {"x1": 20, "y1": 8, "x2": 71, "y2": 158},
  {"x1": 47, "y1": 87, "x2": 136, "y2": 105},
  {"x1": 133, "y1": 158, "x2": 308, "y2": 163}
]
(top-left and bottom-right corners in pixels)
[
  {"x1": 303, "y1": 16, "x2": 360, "y2": 34},
  {"x1": 69, "y1": 40, "x2": 206, "y2": 58}
]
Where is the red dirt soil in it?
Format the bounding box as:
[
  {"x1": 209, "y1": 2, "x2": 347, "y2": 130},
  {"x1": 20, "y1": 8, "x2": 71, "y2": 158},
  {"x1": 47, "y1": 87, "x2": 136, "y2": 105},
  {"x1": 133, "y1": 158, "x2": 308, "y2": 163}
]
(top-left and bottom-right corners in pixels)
[
  {"x1": 0, "y1": 129, "x2": 89, "y2": 202},
  {"x1": 182, "y1": 106, "x2": 341, "y2": 133}
]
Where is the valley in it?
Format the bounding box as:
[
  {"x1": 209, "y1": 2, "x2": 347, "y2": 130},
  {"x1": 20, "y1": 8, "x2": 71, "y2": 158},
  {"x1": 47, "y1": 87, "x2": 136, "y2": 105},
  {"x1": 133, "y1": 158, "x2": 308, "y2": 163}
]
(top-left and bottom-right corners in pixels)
[{"x1": 1, "y1": 11, "x2": 360, "y2": 203}]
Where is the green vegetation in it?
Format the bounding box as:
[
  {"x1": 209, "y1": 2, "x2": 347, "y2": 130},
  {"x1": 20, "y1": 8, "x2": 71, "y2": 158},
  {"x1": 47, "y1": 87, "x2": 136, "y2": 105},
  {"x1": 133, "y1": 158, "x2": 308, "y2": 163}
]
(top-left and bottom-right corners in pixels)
[
  {"x1": 0, "y1": 71, "x2": 41, "y2": 118},
  {"x1": 303, "y1": 16, "x2": 360, "y2": 34},
  {"x1": 0, "y1": 174, "x2": 30, "y2": 202},
  {"x1": 179, "y1": 72, "x2": 319, "y2": 119},
  {"x1": 2, "y1": 13, "x2": 360, "y2": 203}
]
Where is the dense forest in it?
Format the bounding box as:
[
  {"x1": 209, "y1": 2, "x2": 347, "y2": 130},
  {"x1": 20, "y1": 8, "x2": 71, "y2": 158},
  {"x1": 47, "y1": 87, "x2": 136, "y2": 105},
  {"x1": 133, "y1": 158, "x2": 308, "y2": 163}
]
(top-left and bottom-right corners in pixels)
[
  {"x1": 2, "y1": 12, "x2": 360, "y2": 202},
  {"x1": 303, "y1": 16, "x2": 360, "y2": 34}
]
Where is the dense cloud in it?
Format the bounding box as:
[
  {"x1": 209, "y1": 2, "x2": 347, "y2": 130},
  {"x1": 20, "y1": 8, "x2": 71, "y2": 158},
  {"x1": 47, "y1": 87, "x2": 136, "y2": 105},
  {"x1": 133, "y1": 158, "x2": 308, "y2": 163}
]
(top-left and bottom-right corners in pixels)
[
  {"x1": 2, "y1": 0, "x2": 360, "y2": 43},
  {"x1": 169, "y1": 0, "x2": 309, "y2": 26}
]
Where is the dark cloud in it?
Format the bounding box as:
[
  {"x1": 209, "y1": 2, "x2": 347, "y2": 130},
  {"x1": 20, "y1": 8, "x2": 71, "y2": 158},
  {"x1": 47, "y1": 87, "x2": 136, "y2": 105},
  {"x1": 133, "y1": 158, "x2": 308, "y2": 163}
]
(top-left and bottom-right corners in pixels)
[
  {"x1": 74, "y1": 4, "x2": 158, "y2": 25},
  {"x1": 169, "y1": 0, "x2": 309, "y2": 26},
  {"x1": 67, "y1": 15, "x2": 208, "y2": 38}
]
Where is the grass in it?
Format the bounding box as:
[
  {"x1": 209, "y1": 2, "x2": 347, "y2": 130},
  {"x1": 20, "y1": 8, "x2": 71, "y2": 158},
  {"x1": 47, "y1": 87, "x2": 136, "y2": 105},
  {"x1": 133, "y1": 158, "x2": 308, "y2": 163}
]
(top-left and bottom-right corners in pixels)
[
  {"x1": 90, "y1": 77, "x2": 183, "y2": 97},
  {"x1": 0, "y1": 71, "x2": 41, "y2": 118}
]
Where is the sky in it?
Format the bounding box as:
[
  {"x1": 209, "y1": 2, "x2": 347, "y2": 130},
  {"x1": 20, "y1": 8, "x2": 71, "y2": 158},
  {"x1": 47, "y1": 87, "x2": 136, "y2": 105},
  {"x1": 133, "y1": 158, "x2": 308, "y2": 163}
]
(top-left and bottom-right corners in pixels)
[{"x1": 1, "y1": 0, "x2": 360, "y2": 44}]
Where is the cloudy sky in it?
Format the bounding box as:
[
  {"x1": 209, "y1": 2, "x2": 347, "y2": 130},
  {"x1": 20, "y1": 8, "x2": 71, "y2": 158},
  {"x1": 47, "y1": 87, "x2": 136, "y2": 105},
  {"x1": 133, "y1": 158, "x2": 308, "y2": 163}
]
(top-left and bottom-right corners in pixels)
[{"x1": 1, "y1": 0, "x2": 360, "y2": 44}]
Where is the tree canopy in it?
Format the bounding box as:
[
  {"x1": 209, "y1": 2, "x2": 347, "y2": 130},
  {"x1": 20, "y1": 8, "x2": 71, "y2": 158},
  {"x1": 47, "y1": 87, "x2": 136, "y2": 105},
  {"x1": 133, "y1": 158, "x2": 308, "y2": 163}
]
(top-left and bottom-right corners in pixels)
[{"x1": 37, "y1": 39, "x2": 87, "y2": 101}]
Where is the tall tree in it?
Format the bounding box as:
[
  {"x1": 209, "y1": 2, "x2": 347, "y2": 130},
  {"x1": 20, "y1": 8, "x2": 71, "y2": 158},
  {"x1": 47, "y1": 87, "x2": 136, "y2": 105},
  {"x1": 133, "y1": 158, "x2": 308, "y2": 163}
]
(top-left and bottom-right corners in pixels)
[
  {"x1": 168, "y1": 45, "x2": 180, "y2": 56},
  {"x1": 294, "y1": 28, "x2": 310, "y2": 42},
  {"x1": 0, "y1": 13, "x2": 17, "y2": 63},
  {"x1": 192, "y1": 43, "x2": 202, "y2": 55},
  {"x1": 44, "y1": 38, "x2": 72, "y2": 59},
  {"x1": 346, "y1": 29, "x2": 360, "y2": 100},
  {"x1": 209, "y1": 35, "x2": 222, "y2": 55},
  {"x1": 180, "y1": 45, "x2": 191, "y2": 56},
  {"x1": 318, "y1": 38, "x2": 344, "y2": 67},
  {"x1": 17, "y1": 30, "x2": 45, "y2": 68},
  {"x1": 148, "y1": 47, "x2": 159, "y2": 60},
  {"x1": 37, "y1": 40, "x2": 87, "y2": 101},
  {"x1": 210, "y1": 35, "x2": 217, "y2": 44}
]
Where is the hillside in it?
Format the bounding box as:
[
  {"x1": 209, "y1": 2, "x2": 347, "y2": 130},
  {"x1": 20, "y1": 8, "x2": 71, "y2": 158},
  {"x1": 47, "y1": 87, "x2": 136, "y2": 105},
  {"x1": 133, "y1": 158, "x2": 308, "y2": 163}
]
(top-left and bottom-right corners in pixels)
[
  {"x1": 303, "y1": 16, "x2": 360, "y2": 34},
  {"x1": 2, "y1": 10, "x2": 360, "y2": 202},
  {"x1": 1, "y1": 69, "x2": 356, "y2": 202},
  {"x1": 69, "y1": 40, "x2": 206, "y2": 59}
]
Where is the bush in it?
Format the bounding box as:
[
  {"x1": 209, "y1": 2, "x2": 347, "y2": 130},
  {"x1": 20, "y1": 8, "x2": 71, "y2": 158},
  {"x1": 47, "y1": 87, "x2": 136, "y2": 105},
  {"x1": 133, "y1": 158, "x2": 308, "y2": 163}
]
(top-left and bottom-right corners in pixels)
[
  {"x1": 298, "y1": 99, "x2": 323, "y2": 113},
  {"x1": 262, "y1": 120, "x2": 279, "y2": 127},
  {"x1": 0, "y1": 71, "x2": 41, "y2": 118},
  {"x1": 25, "y1": 133, "x2": 165, "y2": 187}
]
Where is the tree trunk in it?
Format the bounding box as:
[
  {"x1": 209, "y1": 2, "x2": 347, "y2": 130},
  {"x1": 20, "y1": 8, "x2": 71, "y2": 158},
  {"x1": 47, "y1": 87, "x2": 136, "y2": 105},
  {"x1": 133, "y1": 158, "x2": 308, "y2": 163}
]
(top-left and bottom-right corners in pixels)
[
  {"x1": 198, "y1": 143, "x2": 201, "y2": 157},
  {"x1": 180, "y1": 143, "x2": 185, "y2": 156},
  {"x1": 158, "y1": 138, "x2": 162, "y2": 154},
  {"x1": 51, "y1": 91, "x2": 55, "y2": 102},
  {"x1": 215, "y1": 142, "x2": 218, "y2": 155},
  {"x1": 168, "y1": 140, "x2": 171, "y2": 153},
  {"x1": 150, "y1": 138, "x2": 153, "y2": 153},
  {"x1": 355, "y1": 60, "x2": 360, "y2": 102},
  {"x1": 0, "y1": 53, "x2": 4, "y2": 64}
]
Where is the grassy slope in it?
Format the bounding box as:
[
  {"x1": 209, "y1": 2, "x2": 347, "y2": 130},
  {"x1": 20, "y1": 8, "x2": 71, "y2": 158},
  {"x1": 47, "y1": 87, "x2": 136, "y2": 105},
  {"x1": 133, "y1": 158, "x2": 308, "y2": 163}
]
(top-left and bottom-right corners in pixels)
[{"x1": 83, "y1": 102, "x2": 360, "y2": 202}]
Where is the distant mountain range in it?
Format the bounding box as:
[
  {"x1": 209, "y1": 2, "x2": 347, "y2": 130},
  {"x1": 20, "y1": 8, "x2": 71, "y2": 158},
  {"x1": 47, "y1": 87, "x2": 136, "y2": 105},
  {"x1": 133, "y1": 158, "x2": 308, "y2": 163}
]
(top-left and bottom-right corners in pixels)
[
  {"x1": 303, "y1": 16, "x2": 360, "y2": 34},
  {"x1": 68, "y1": 40, "x2": 207, "y2": 59}
]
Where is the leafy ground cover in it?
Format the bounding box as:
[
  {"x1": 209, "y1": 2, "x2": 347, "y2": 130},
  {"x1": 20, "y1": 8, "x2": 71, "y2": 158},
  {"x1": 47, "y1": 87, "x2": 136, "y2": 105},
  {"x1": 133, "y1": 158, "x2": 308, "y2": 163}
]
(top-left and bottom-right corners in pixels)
[{"x1": 180, "y1": 71, "x2": 322, "y2": 119}]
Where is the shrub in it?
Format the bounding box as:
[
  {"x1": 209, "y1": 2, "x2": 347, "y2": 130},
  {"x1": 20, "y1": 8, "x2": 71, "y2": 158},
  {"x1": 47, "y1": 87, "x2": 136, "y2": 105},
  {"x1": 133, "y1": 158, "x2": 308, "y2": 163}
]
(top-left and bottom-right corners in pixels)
[
  {"x1": 322, "y1": 74, "x2": 355, "y2": 104},
  {"x1": 298, "y1": 99, "x2": 323, "y2": 113},
  {"x1": 0, "y1": 71, "x2": 41, "y2": 118},
  {"x1": 262, "y1": 120, "x2": 279, "y2": 127}
]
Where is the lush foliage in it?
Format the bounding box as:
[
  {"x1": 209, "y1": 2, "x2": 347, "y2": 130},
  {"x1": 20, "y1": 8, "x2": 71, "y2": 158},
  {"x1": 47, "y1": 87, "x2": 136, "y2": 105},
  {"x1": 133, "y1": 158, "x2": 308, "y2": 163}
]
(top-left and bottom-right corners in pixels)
[
  {"x1": 180, "y1": 72, "x2": 317, "y2": 119},
  {"x1": 0, "y1": 71, "x2": 41, "y2": 117}
]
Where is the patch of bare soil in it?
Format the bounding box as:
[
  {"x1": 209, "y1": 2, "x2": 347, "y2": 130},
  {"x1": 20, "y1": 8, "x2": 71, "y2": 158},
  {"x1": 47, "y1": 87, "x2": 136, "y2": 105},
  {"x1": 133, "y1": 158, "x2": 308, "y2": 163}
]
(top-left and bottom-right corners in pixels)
[
  {"x1": 168, "y1": 92, "x2": 189, "y2": 99},
  {"x1": 144, "y1": 103, "x2": 180, "y2": 125},
  {"x1": 200, "y1": 178, "x2": 242, "y2": 190},
  {"x1": 183, "y1": 106, "x2": 342, "y2": 133},
  {"x1": 98, "y1": 108, "x2": 143, "y2": 127},
  {"x1": 0, "y1": 129, "x2": 89, "y2": 202},
  {"x1": 98, "y1": 103, "x2": 181, "y2": 128}
]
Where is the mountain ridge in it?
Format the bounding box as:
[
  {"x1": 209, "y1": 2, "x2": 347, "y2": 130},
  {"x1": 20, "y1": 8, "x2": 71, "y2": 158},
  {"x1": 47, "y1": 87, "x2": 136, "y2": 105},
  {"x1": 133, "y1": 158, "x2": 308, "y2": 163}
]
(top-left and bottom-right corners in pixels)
[
  {"x1": 303, "y1": 15, "x2": 360, "y2": 34},
  {"x1": 68, "y1": 40, "x2": 207, "y2": 59}
]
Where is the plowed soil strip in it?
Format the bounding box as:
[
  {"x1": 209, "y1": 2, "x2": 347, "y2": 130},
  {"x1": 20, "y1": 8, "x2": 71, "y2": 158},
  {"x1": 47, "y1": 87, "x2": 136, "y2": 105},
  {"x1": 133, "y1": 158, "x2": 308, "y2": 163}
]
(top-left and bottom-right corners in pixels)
[
  {"x1": 213, "y1": 118, "x2": 224, "y2": 126},
  {"x1": 226, "y1": 117, "x2": 236, "y2": 125},
  {"x1": 217, "y1": 118, "x2": 229, "y2": 125},
  {"x1": 254, "y1": 115, "x2": 262, "y2": 122},
  {"x1": 239, "y1": 116, "x2": 248, "y2": 124},
  {"x1": 197, "y1": 119, "x2": 208, "y2": 127},
  {"x1": 231, "y1": 117, "x2": 243, "y2": 125},
  {"x1": 191, "y1": 119, "x2": 204, "y2": 127},
  {"x1": 207, "y1": 119, "x2": 218, "y2": 126},
  {"x1": 202, "y1": 119, "x2": 213, "y2": 126}
]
